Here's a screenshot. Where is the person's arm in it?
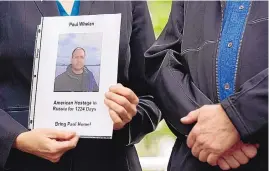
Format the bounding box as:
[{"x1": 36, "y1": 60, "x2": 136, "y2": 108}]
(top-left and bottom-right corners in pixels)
[
  {"x1": 0, "y1": 109, "x2": 27, "y2": 169},
  {"x1": 145, "y1": 1, "x2": 213, "y2": 137},
  {"x1": 221, "y1": 68, "x2": 268, "y2": 143},
  {"x1": 113, "y1": 1, "x2": 162, "y2": 145},
  {"x1": 0, "y1": 108, "x2": 79, "y2": 169}
]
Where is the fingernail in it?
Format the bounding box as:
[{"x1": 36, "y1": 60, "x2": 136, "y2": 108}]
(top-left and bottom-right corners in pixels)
[
  {"x1": 105, "y1": 92, "x2": 110, "y2": 97},
  {"x1": 180, "y1": 117, "x2": 187, "y2": 122}
]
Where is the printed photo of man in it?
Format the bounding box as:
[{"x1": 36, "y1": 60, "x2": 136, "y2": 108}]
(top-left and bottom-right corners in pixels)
[{"x1": 54, "y1": 47, "x2": 99, "y2": 92}]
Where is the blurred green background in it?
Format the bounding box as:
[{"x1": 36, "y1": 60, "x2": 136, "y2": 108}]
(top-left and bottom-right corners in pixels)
[
  {"x1": 135, "y1": 0, "x2": 175, "y2": 160},
  {"x1": 148, "y1": 1, "x2": 172, "y2": 37}
]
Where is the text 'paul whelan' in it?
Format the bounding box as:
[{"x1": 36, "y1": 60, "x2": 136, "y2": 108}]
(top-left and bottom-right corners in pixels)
[{"x1": 69, "y1": 21, "x2": 95, "y2": 27}]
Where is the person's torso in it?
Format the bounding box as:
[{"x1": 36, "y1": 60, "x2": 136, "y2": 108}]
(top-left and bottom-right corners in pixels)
[
  {"x1": 179, "y1": 1, "x2": 268, "y2": 103},
  {"x1": 167, "y1": 2, "x2": 268, "y2": 171},
  {"x1": 54, "y1": 71, "x2": 89, "y2": 92}
]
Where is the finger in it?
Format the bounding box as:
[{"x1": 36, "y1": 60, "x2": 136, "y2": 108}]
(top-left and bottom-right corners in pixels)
[
  {"x1": 40, "y1": 149, "x2": 62, "y2": 163},
  {"x1": 207, "y1": 153, "x2": 219, "y2": 166},
  {"x1": 54, "y1": 135, "x2": 79, "y2": 152},
  {"x1": 104, "y1": 98, "x2": 131, "y2": 123},
  {"x1": 187, "y1": 126, "x2": 198, "y2": 148},
  {"x1": 223, "y1": 155, "x2": 240, "y2": 169},
  {"x1": 38, "y1": 153, "x2": 57, "y2": 162},
  {"x1": 217, "y1": 158, "x2": 231, "y2": 170},
  {"x1": 46, "y1": 129, "x2": 76, "y2": 140},
  {"x1": 117, "y1": 83, "x2": 123, "y2": 87},
  {"x1": 191, "y1": 142, "x2": 202, "y2": 158},
  {"x1": 43, "y1": 155, "x2": 60, "y2": 163},
  {"x1": 232, "y1": 149, "x2": 249, "y2": 165},
  {"x1": 199, "y1": 150, "x2": 210, "y2": 162},
  {"x1": 105, "y1": 92, "x2": 137, "y2": 115},
  {"x1": 46, "y1": 152, "x2": 63, "y2": 163},
  {"x1": 241, "y1": 144, "x2": 258, "y2": 159},
  {"x1": 109, "y1": 109, "x2": 125, "y2": 130},
  {"x1": 109, "y1": 85, "x2": 139, "y2": 105},
  {"x1": 181, "y1": 109, "x2": 199, "y2": 124}
]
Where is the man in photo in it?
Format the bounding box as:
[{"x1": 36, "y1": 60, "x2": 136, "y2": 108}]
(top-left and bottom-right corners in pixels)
[{"x1": 54, "y1": 47, "x2": 99, "y2": 92}]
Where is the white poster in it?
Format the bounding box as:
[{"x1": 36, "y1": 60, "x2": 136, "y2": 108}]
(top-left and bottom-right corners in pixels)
[{"x1": 29, "y1": 14, "x2": 121, "y2": 139}]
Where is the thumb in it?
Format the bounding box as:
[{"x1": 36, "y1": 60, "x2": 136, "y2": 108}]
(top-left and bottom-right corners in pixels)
[
  {"x1": 54, "y1": 135, "x2": 79, "y2": 151},
  {"x1": 181, "y1": 109, "x2": 199, "y2": 124},
  {"x1": 47, "y1": 129, "x2": 76, "y2": 140},
  {"x1": 117, "y1": 83, "x2": 123, "y2": 87}
]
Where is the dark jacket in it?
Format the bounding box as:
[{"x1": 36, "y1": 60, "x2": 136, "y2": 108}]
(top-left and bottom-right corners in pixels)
[
  {"x1": 0, "y1": 1, "x2": 161, "y2": 171},
  {"x1": 145, "y1": 1, "x2": 268, "y2": 171},
  {"x1": 54, "y1": 65, "x2": 99, "y2": 92}
]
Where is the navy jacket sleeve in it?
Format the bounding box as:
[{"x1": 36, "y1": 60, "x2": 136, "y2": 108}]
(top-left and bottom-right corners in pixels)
[
  {"x1": 0, "y1": 109, "x2": 27, "y2": 169},
  {"x1": 221, "y1": 68, "x2": 268, "y2": 143},
  {"x1": 145, "y1": 1, "x2": 213, "y2": 137},
  {"x1": 114, "y1": 1, "x2": 162, "y2": 145}
]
